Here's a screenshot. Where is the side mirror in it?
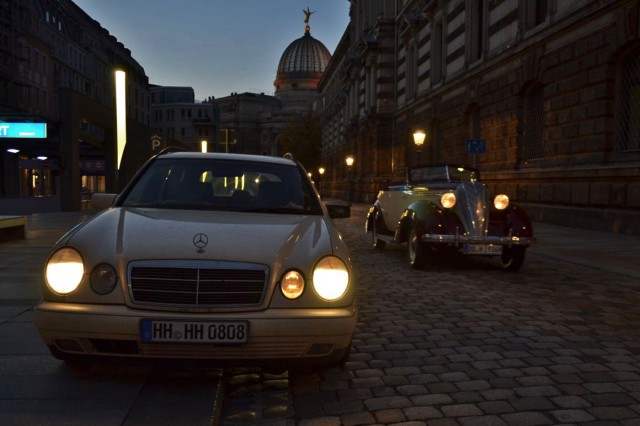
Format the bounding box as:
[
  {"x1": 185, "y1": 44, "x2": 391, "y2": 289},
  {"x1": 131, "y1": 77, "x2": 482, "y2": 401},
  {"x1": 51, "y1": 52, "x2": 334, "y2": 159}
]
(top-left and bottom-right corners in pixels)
[
  {"x1": 91, "y1": 193, "x2": 117, "y2": 211},
  {"x1": 326, "y1": 203, "x2": 350, "y2": 219}
]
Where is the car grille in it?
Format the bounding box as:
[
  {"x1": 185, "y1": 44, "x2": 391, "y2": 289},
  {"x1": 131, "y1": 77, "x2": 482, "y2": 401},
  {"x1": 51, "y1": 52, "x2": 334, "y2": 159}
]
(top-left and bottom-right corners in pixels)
[
  {"x1": 128, "y1": 261, "x2": 268, "y2": 307},
  {"x1": 456, "y1": 182, "x2": 490, "y2": 236}
]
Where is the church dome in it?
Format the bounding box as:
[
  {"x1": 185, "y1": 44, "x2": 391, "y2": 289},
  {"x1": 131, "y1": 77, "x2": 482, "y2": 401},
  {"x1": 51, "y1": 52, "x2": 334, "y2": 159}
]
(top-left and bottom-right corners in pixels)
[
  {"x1": 273, "y1": 10, "x2": 331, "y2": 106},
  {"x1": 276, "y1": 32, "x2": 331, "y2": 77}
]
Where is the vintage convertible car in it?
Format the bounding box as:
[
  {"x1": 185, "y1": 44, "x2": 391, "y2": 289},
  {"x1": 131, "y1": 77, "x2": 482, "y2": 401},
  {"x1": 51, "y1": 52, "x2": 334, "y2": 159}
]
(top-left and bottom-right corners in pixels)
[
  {"x1": 366, "y1": 164, "x2": 535, "y2": 271},
  {"x1": 35, "y1": 150, "x2": 356, "y2": 369}
]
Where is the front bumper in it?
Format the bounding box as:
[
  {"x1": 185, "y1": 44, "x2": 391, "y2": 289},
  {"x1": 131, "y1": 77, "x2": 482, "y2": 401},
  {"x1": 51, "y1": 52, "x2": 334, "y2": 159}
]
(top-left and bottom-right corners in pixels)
[
  {"x1": 34, "y1": 302, "x2": 356, "y2": 367},
  {"x1": 421, "y1": 232, "x2": 535, "y2": 247}
]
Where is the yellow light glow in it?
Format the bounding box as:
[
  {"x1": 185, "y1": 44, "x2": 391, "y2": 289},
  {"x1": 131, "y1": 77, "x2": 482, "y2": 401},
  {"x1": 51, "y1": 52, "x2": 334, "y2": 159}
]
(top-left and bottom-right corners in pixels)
[
  {"x1": 201, "y1": 140, "x2": 208, "y2": 153},
  {"x1": 46, "y1": 248, "x2": 84, "y2": 295},
  {"x1": 494, "y1": 194, "x2": 510, "y2": 210},
  {"x1": 413, "y1": 131, "x2": 426, "y2": 147},
  {"x1": 115, "y1": 70, "x2": 127, "y2": 170},
  {"x1": 441, "y1": 192, "x2": 456, "y2": 208},
  {"x1": 313, "y1": 256, "x2": 349, "y2": 301}
]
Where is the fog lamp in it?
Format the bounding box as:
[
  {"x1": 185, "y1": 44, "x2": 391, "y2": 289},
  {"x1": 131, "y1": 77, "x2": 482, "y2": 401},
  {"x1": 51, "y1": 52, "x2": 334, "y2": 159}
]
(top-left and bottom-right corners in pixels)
[{"x1": 281, "y1": 270, "x2": 305, "y2": 299}]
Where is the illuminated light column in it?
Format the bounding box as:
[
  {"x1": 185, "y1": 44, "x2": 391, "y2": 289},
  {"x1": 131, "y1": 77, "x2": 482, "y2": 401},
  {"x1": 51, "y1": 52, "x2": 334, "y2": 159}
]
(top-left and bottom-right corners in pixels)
[
  {"x1": 115, "y1": 70, "x2": 127, "y2": 170},
  {"x1": 201, "y1": 140, "x2": 208, "y2": 153}
]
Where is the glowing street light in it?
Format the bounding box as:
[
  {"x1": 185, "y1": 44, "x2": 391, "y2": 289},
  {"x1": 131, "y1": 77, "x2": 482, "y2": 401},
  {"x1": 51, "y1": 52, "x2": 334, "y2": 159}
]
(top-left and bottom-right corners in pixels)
[
  {"x1": 413, "y1": 130, "x2": 426, "y2": 165},
  {"x1": 115, "y1": 70, "x2": 127, "y2": 171},
  {"x1": 201, "y1": 140, "x2": 208, "y2": 153},
  {"x1": 345, "y1": 155, "x2": 354, "y2": 206}
]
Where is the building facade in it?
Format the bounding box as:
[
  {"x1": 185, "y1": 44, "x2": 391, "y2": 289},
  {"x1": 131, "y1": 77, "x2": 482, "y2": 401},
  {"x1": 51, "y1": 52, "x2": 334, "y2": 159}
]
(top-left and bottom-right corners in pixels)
[
  {"x1": 1, "y1": 0, "x2": 151, "y2": 214},
  {"x1": 319, "y1": 0, "x2": 640, "y2": 234},
  {"x1": 150, "y1": 86, "x2": 217, "y2": 153}
]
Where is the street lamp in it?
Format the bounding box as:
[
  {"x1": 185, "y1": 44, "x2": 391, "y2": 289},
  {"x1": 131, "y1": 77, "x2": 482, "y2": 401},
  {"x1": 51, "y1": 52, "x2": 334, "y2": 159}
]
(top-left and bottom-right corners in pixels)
[
  {"x1": 413, "y1": 130, "x2": 426, "y2": 166},
  {"x1": 345, "y1": 155, "x2": 354, "y2": 206},
  {"x1": 318, "y1": 167, "x2": 325, "y2": 197},
  {"x1": 201, "y1": 140, "x2": 208, "y2": 153},
  {"x1": 220, "y1": 128, "x2": 236, "y2": 153}
]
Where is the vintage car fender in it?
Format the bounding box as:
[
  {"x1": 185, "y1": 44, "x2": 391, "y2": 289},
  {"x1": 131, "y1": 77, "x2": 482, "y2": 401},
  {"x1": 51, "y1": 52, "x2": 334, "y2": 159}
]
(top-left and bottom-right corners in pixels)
[
  {"x1": 488, "y1": 204, "x2": 534, "y2": 238},
  {"x1": 396, "y1": 200, "x2": 462, "y2": 244}
]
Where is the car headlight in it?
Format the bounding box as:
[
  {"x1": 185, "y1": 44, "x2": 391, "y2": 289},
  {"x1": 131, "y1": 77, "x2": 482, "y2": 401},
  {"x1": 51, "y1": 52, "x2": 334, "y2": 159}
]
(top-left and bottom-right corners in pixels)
[
  {"x1": 281, "y1": 270, "x2": 305, "y2": 299},
  {"x1": 494, "y1": 194, "x2": 509, "y2": 210},
  {"x1": 312, "y1": 256, "x2": 349, "y2": 301},
  {"x1": 90, "y1": 263, "x2": 118, "y2": 295},
  {"x1": 441, "y1": 192, "x2": 456, "y2": 208},
  {"x1": 45, "y1": 248, "x2": 84, "y2": 295}
]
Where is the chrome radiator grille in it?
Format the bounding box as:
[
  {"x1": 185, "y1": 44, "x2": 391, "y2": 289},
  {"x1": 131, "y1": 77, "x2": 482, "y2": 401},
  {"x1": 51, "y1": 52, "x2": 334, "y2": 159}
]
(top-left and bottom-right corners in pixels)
[
  {"x1": 456, "y1": 182, "x2": 490, "y2": 236},
  {"x1": 128, "y1": 261, "x2": 268, "y2": 307}
]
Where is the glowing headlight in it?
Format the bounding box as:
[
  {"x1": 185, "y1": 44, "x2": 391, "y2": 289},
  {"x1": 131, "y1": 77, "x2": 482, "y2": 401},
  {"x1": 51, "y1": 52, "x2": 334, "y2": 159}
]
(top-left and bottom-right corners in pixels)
[
  {"x1": 312, "y1": 256, "x2": 349, "y2": 301},
  {"x1": 281, "y1": 270, "x2": 305, "y2": 299},
  {"x1": 494, "y1": 194, "x2": 509, "y2": 210},
  {"x1": 441, "y1": 192, "x2": 456, "y2": 208},
  {"x1": 45, "y1": 248, "x2": 84, "y2": 295},
  {"x1": 90, "y1": 263, "x2": 118, "y2": 295}
]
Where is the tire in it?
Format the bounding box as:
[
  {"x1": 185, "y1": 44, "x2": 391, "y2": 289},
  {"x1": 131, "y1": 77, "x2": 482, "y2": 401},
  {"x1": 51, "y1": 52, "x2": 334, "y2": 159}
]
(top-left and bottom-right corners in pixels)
[
  {"x1": 501, "y1": 246, "x2": 526, "y2": 271},
  {"x1": 369, "y1": 219, "x2": 386, "y2": 250},
  {"x1": 407, "y1": 226, "x2": 427, "y2": 269}
]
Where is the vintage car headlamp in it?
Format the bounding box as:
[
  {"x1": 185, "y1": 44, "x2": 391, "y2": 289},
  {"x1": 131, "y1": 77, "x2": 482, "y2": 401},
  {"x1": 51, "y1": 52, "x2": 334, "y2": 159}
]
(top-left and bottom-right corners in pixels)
[
  {"x1": 280, "y1": 270, "x2": 305, "y2": 299},
  {"x1": 90, "y1": 263, "x2": 118, "y2": 295},
  {"x1": 494, "y1": 194, "x2": 510, "y2": 210},
  {"x1": 45, "y1": 247, "x2": 84, "y2": 295},
  {"x1": 441, "y1": 192, "x2": 457, "y2": 208},
  {"x1": 312, "y1": 256, "x2": 349, "y2": 301}
]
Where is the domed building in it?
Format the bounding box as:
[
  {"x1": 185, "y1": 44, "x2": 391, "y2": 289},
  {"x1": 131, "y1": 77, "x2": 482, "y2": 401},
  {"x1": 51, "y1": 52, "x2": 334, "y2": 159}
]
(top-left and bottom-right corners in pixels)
[
  {"x1": 274, "y1": 16, "x2": 332, "y2": 112},
  {"x1": 209, "y1": 9, "x2": 332, "y2": 156}
]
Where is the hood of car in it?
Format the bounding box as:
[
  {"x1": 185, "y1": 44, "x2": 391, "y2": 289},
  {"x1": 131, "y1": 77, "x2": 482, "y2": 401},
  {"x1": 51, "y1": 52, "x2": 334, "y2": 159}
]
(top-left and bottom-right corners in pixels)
[{"x1": 64, "y1": 207, "x2": 337, "y2": 269}]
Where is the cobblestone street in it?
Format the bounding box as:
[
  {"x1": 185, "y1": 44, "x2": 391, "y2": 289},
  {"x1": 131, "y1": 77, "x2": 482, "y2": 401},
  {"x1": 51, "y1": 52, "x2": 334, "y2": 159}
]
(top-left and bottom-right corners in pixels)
[{"x1": 220, "y1": 204, "x2": 640, "y2": 425}]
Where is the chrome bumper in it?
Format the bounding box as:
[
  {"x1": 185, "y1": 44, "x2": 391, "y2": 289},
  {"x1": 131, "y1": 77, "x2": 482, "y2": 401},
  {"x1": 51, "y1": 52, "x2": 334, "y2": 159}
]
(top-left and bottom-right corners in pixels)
[{"x1": 421, "y1": 232, "x2": 535, "y2": 247}]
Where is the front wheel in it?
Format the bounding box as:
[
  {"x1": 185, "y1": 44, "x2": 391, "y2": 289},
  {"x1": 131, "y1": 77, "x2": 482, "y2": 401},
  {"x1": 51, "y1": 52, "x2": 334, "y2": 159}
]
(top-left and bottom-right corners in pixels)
[
  {"x1": 501, "y1": 246, "x2": 526, "y2": 271},
  {"x1": 407, "y1": 226, "x2": 427, "y2": 269}
]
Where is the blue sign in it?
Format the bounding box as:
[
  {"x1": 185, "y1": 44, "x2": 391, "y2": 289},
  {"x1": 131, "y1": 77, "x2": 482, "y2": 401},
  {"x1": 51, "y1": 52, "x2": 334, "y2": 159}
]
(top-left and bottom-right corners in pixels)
[
  {"x1": 465, "y1": 138, "x2": 486, "y2": 153},
  {"x1": 0, "y1": 122, "x2": 47, "y2": 138}
]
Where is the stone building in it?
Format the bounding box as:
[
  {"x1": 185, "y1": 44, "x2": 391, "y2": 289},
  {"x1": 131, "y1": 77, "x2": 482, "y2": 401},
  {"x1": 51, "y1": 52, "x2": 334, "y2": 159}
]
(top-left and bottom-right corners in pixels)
[
  {"x1": 148, "y1": 11, "x2": 331, "y2": 160},
  {"x1": 0, "y1": 0, "x2": 151, "y2": 213},
  {"x1": 319, "y1": 0, "x2": 640, "y2": 234}
]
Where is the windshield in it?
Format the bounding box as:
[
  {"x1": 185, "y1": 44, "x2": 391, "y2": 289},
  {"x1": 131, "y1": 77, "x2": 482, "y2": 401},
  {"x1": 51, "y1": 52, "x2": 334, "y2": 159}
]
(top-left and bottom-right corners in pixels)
[
  {"x1": 409, "y1": 165, "x2": 479, "y2": 184},
  {"x1": 121, "y1": 158, "x2": 322, "y2": 215}
]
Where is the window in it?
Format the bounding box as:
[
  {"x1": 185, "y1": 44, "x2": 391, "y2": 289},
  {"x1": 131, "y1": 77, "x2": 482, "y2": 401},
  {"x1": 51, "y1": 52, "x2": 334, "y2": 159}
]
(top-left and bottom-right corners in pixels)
[
  {"x1": 522, "y1": 84, "x2": 545, "y2": 159},
  {"x1": 467, "y1": 0, "x2": 484, "y2": 63},
  {"x1": 616, "y1": 49, "x2": 640, "y2": 151},
  {"x1": 432, "y1": 19, "x2": 444, "y2": 85},
  {"x1": 524, "y1": 0, "x2": 548, "y2": 32},
  {"x1": 405, "y1": 41, "x2": 417, "y2": 99}
]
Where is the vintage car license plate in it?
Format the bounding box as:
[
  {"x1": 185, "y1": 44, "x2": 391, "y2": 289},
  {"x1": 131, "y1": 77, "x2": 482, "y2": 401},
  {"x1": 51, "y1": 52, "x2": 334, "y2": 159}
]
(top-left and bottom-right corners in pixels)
[
  {"x1": 463, "y1": 244, "x2": 502, "y2": 255},
  {"x1": 141, "y1": 319, "x2": 249, "y2": 344}
]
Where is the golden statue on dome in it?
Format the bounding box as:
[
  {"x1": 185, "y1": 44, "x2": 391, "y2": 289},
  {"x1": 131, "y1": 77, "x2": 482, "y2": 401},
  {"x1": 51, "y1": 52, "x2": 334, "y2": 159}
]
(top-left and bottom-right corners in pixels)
[{"x1": 303, "y1": 7, "x2": 315, "y2": 33}]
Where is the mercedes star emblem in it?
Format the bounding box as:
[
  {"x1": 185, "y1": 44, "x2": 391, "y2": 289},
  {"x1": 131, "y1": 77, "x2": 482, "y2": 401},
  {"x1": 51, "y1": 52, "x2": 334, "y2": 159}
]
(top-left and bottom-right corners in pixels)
[{"x1": 193, "y1": 233, "x2": 209, "y2": 253}]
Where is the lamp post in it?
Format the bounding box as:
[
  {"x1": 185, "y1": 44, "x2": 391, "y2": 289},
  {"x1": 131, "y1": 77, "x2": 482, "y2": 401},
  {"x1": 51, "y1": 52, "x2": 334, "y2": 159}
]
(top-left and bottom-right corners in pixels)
[
  {"x1": 318, "y1": 166, "x2": 325, "y2": 198},
  {"x1": 413, "y1": 130, "x2": 426, "y2": 166},
  {"x1": 220, "y1": 128, "x2": 236, "y2": 153},
  {"x1": 345, "y1": 155, "x2": 354, "y2": 206}
]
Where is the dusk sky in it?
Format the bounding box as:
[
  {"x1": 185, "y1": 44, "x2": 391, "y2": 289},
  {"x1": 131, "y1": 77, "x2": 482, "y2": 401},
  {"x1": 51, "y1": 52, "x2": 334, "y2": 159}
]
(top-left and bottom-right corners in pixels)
[{"x1": 72, "y1": 0, "x2": 351, "y2": 101}]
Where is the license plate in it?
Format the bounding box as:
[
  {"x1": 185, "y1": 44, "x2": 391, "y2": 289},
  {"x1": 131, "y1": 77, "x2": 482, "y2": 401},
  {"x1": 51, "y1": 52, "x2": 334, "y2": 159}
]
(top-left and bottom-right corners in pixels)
[
  {"x1": 141, "y1": 320, "x2": 249, "y2": 344},
  {"x1": 463, "y1": 244, "x2": 502, "y2": 255}
]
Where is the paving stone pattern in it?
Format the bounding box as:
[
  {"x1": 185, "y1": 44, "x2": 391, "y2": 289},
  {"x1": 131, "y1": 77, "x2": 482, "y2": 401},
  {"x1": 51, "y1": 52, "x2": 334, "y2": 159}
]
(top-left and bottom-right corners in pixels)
[{"x1": 220, "y1": 205, "x2": 640, "y2": 425}]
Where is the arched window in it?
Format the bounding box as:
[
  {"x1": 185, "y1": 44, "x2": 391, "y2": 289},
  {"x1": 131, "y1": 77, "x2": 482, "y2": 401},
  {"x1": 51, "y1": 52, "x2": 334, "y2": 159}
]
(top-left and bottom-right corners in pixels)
[{"x1": 616, "y1": 49, "x2": 640, "y2": 152}]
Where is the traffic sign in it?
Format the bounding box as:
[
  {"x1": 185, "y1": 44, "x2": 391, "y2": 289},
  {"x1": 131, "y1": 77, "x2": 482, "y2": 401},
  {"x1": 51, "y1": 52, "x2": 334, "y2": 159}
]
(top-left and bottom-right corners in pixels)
[{"x1": 465, "y1": 139, "x2": 486, "y2": 153}]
